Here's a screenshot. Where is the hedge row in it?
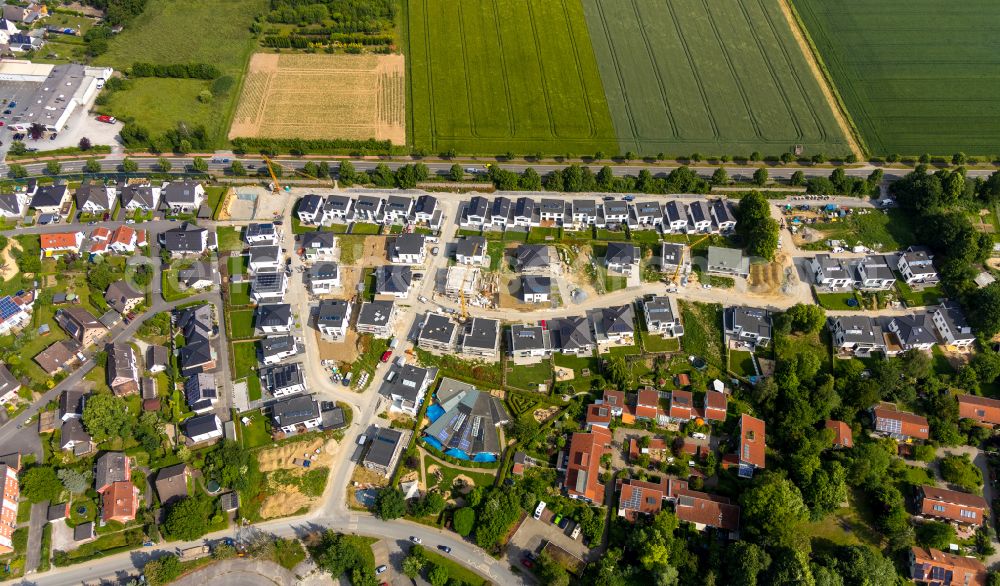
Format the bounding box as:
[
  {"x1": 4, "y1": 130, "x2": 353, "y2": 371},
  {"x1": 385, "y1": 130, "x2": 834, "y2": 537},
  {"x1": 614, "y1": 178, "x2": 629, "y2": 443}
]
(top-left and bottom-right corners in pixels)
[
  {"x1": 232, "y1": 137, "x2": 393, "y2": 156},
  {"x1": 130, "y1": 62, "x2": 221, "y2": 80}
]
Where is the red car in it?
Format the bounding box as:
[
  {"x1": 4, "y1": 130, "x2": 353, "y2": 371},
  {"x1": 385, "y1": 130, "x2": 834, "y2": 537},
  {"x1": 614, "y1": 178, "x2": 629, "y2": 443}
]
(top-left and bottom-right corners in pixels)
[
  {"x1": 521, "y1": 559, "x2": 534, "y2": 569},
  {"x1": 97, "y1": 115, "x2": 117, "y2": 124},
  {"x1": 380, "y1": 350, "x2": 393, "y2": 363}
]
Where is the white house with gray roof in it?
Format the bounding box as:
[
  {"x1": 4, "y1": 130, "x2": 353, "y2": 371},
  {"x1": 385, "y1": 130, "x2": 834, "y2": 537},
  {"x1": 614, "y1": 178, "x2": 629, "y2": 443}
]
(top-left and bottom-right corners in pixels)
[
  {"x1": 605, "y1": 242, "x2": 640, "y2": 275},
  {"x1": 711, "y1": 199, "x2": 737, "y2": 233},
  {"x1": 931, "y1": 302, "x2": 975, "y2": 348},
  {"x1": 521, "y1": 276, "x2": 551, "y2": 303},
  {"x1": 507, "y1": 324, "x2": 552, "y2": 362},
  {"x1": 724, "y1": 306, "x2": 771, "y2": 348},
  {"x1": 255, "y1": 303, "x2": 293, "y2": 334},
  {"x1": 707, "y1": 246, "x2": 749, "y2": 278},
  {"x1": 589, "y1": 304, "x2": 636, "y2": 348},
  {"x1": 642, "y1": 295, "x2": 683, "y2": 337},
  {"x1": 161, "y1": 181, "x2": 205, "y2": 214},
  {"x1": 460, "y1": 317, "x2": 500, "y2": 359},
  {"x1": 810, "y1": 254, "x2": 853, "y2": 289},
  {"x1": 296, "y1": 194, "x2": 323, "y2": 225},
  {"x1": 854, "y1": 255, "x2": 896, "y2": 290},
  {"x1": 308, "y1": 263, "x2": 340, "y2": 294},
  {"x1": 375, "y1": 265, "x2": 412, "y2": 299},
  {"x1": 316, "y1": 299, "x2": 352, "y2": 341},
  {"x1": 301, "y1": 232, "x2": 336, "y2": 261},
  {"x1": 897, "y1": 248, "x2": 939, "y2": 285},
  {"x1": 249, "y1": 245, "x2": 282, "y2": 273},
  {"x1": 687, "y1": 200, "x2": 713, "y2": 233},
  {"x1": 663, "y1": 201, "x2": 689, "y2": 233},
  {"x1": 418, "y1": 313, "x2": 457, "y2": 352},
  {"x1": 455, "y1": 236, "x2": 487, "y2": 266},
  {"x1": 380, "y1": 364, "x2": 437, "y2": 416},
  {"x1": 885, "y1": 314, "x2": 936, "y2": 354},
  {"x1": 389, "y1": 234, "x2": 426, "y2": 265},
  {"x1": 831, "y1": 316, "x2": 885, "y2": 356},
  {"x1": 551, "y1": 315, "x2": 595, "y2": 355},
  {"x1": 245, "y1": 223, "x2": 280, "y2": 246},
  {"x1": 120, "y1": 183, "x2": 160, "y2": 212},
  {"x1": 356, "y1": 300, "x2": 396, "y2": 337}
]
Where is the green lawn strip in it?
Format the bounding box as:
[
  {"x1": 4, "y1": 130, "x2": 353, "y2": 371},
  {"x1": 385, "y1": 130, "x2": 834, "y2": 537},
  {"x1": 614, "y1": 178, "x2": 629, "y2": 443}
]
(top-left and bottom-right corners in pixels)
[
  {"x1": 894, "y1": 281, "x2": 944, "y2": 308},
  {"x1": 229, "y1": 309, "x2": 256, "y2": 340},
  {"x1": 552, "y1": 352, "x2": 600, "y2": 391},
  {"x1": 505, "y1": 360, "x2": 553, "y2": 391},
  {"x1": 239, "y1": 411, "x2": 271, "y2": 448},
  {"x1": 231, "y1": 341, "x2": 261, "y2": 401},
  {"x1": 228, "y1": 282, "x2": 251, "y2": 307},
  {"x1": 608, "y1": 345, "x2": 641, "y2": 357},
  {"x1": 487, "y1": 241, "x2": 505, "y2": 272},
  {"x1": 815, "y1": 291, "x2": 860, "y2": 311},
  {"x1": 216, "y1": 226, "x2": 243, "y2": 253},
  {"x1": 415, "y1": 348, "x2": 502, "y2": 388},
  {"x1": 161, "y1": 270, "x2": 194, "y2": 302},
  {"x1": 351, "y1": 335, "x2": 389, "y2": 390},
  {"x1": 678, "y1": 300, "x2": 724, "y2": 368},
  {"x1": 350, "y1": 223, "x2": 381, "y2": 235},
  {"x1": 420, "y1": 548, "x2": 488, "y2": 586},
  {"x1": 729, "y1": 349, "x2": 757, "y2": 378},
  {"x1": 227, "y1": 254, "x2": 249, "y2": 277}
]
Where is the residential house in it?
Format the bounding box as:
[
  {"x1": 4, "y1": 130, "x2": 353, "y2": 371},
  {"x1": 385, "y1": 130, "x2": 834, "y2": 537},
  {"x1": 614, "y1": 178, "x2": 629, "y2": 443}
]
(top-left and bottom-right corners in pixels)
[
  {"x1": 550, "y1": 315, "x2": 595, "y2": 355},
  {"x1": 255, "y1": 303, "x2": 293, "y2": 334},
  {"x1": 909, "y1": 547, "x2": 986, "y2": 586},
  {"x1": 707, "y1": 246, "x2": 749, "y2": 278},
  {"x1": 260, "y1": 335, "x2": 297, "y2": 366},
  {"x1": 572, "y1": 200, "x2": 599, "y2": 226},
  {"x1": 55, "y1": 307, "x2": 107, "y2": 347},
  {"x1": 515, "y1": 244, "x2": 550, "y2": 273},
  {"x1": 660, "y1": 242, "x2": 687, "y2": 273},
  {"x1": 599, "y1": 389, "x2": 626, "y2": 418},
  {"x1": 104, "y1": 282, "x2": 143, "y2": 316},
  {"x1": 154, "y1": 464, "x2": 190, "y2": 507},
  {"x1": 74, "y1": 180, "x2": 114, "y2": 213},
  {"x1": 160, "y1": 223, "x2": 215, "y2": 256},
  {"x1": 825, "y1": 420, "x2": 854, "y2": 448},
  {"x1": 855, "y1": 255, "x2": 896, "y2": 290},
  {"x1": 603, "y1": 200, "x2": 628, "y2": 226},
  {"x1": 382, "y1": 195, "x2": 413, "y2": 225},
  {"x1": 704, "y1": 391, "x2": 727, "y2": 423},
  {"x1": 590, "y1": 304, "x2": 636, "y2": 347},
  {"x1": 0, "y1": 365, "x2": 19, "y2": 406},
  {"x1": 604, "y1": 242, "x2": 639, "y2": 275},
  {"x1": 642, "y1": 295, "x2": 682, "y2": 337},
  {"x1": 737, "y1": 414, "x2": 766, "y2": 478},
  {"x1": 633, "y1": 201, "x2": 663, "y2": 228},
  {"x1": 872, "y1": 402, "x2": 929, "y2": 441},
  {"x1": 261, "y1": 363, "x2": 307, "y2": 398},
  {"x1": 375, "y1": 265, "x2": 412, "y2": 299},
  {"x1": 898, "y1": 247, "x2": 939, "y2": 285},
  {"x1": 178, "y1": 337, "x2": 215, "y2": 377},
  {"x1": 663, "y1": 201, "x2": 689, "y2": 233},
  {"x1": 381, "y1": 364, "x2": 437, "y2": 416},
  {"x1": 0, "y1": 461, "x2": 17, "y2": 555},
  {"x1": 35, "y1": 341, "x2": 79, "y2": 375},
  {"x1": 586, "y1": 403, "x2": 612, "y2": 430},
  {"x1": 29, "y1": 184, "x2": 69, "y2": 214},
  {"x1": 389, "y1": 234, "x2": 426, "y2": 265},
  {"x1": 507, "y1": 324, "x2": 552, "y2": 361},
  {"x1": 669, "y1": 390, "x2": 694, "y2": 422},
  {"x1": 90, "y1": 225, "x2": 146, "y2": 255},
  {"x1": 40, "y1": 232, "x2": 83, "y2": 257},
  {"x1": 362, "y1": 426, "x2": 404, "y2": 476},
  {"x1": 177, "y1": 261, "x2": 215, "y2": 290},
  {"x1": 539, "y1": 199, "x2": 565, "y2": 224},
  {"x1": 249, "y1": 245, "x2": 282, "y2": 273},
  {"x1": 296, "y1": 194, "x2": 323, "y2": 225},
  {"x1": 161, "y1": 181, "x2": 205, "y2": 214},
  {"x1": 0, "y1": 290, "x2": 32, "y2": 336},
  {"x1": 0, "y1": 190, "x2": 28, "y2": 218},
  {"x1": 512, "y1": 196, "x2": 537, "y2": 227},
  {"x1": 562, "y1": 427, "x2": 612, "y2": 503},
  {"x1": 886, "y1": 314, "x2": 937, "y2": 353},
  {"x1": 59, "y1": 419, "x2": 92, "y2": 454},
  {"x1": 635, "y1": 389, "x2": 661, "y2": 421},
  {"x1": 831, "y1": 316, "x2": 885, "y2": 357},
  {"x1": 931, "y1": 301, "x2": 975, "y2": 348},
  {"x1": 810, "y1": 254, "x2": 853, "y2": 289},
  {"x1": 711, "y1": 199, "x2": 737, "y2": 232},
  {"x1": 488, "y1": 196, "x2": 513, "y2": 229},
  {"x1": 353, "y1": 195, "x2": 384, "y2": 223},
  {"x1": 146, "y1": 345, "x2": 168, "y2": 373},
  {"x1": 250, "y1": 270, "x2": 287, "y2": 303},
  {"x1": 316, "y1": 299, "x2": 351, "y2": 341},
  {"x1": 176, "y1": 304, "x2": 213, "y2": 341},
  {"x1": 461, "y1": 196, "x2": 489, "y2": 227},
  {"x1": 320, "y1": 194, "x2": 353, "y2": 224},
  {"x1": 413, "y1": 194, "x2": 438, "y2": 224},
  {"x1": 455, "y1": 236, "x2": 487, "y2": 266},
  {"x1": 521, "y1": 276, "x2": 551, "y2": 304},
  {"x1": 724, "y1": 306, "x2": 771, "y2": 348},
  {"x1": 686, "y1": 200, "x2": 712, "y2": 232},
  {"x1": 101, "y1": 480, "x2": 139, "y2": 523},
  {"x1": 185, "y1": 413, "x2": 223, "y2": 443},
  {"x1": 184, "y1": 373, "x2": 218, "y2": 413},
  {"x1": 460, "y1": 317, "x2": 500, "y2": 359},
  {"x1": 308, "y1": 263, "x2": 340, "y2": 295},
  {"x1": 425, "y1": 380, "x2": 509, "y2": 457},
  {"x1": 418, "y1": 313, "x2": 457, "y2": 352},
  {"x1": 245, "y1": 223, "x2": 280, "y2": 246},
  {"x1": 300, "y1": 232, "x2": 336, "y2": 262},
  {"x1": 119, "y1": 183, "x2": 160, "y2": 212},
  {"x1": 59, "y1": 390, "x2": 87, "y2": 421},
  {"x1": 106, "y1": 342, "x2": 138, "y2": 397},
  {"x1": 674, "y1": 489, "x2": 741, "y2": 535},
  {"x1": 618, "y1": 477, "x2": 670, "y2": 521},
  {"x1": 958, "y1": 394, "x2": 1000, "y2": 427},
  {"x1": 3, "y1": 3, "x2": 48, "y2": 23},
  {"x1": 917, "y1": 485, "x2": 988, "y2": 527},
  {"x1": 355, "y1": 300, "x2": 396, "y2": 337},
  {"x1": 94, "y1": 452, "x2": 131, "y2": 494}
]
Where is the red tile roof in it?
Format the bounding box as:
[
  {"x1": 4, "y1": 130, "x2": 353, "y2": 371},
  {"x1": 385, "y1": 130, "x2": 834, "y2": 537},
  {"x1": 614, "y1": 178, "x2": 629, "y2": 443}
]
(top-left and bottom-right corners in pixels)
[
  {"x1": 564, "y1": 428, "x2": 611, "y2": 503},
  {"x1": 628, "y1": 437, "x2": 668, "y2": 462},
  {"x1": 825, "y1": 420, "x2": 853, "y2": 448},
  {"x1": 586, "y1": 403, "x2": 612, "y2": 428},
  {"x1": 101, "y1": 480, "x2": 138, "y2": 523},
  {"x1": 90, "y1": 227, "x2": 111, "y2": 241},
  {"x1": 669, "y1": 390, "x2": 693, "y2": 420},
  {"x1": 618, "y1": 477, "x2": 668, "y2": 520},
  {"x1": 704, "y1": 392, "x2": 727, "y2": 422},
  {"x1": 919, "y1": 485, "x2": 988, "y2": 525},
  {"x1": 873, "y1": 402, "x2": 929, "y2": 440},
  {"x1": 958, "y1": 394, "x2": 1000, "y2": 426},
  {"x1": 910, "y1": 547, "x2": 986, "y2": 586},
  {"x1": 635, "y1": 389, "x2": 660, "y2": 419},
  {"x1": 739, "y1": 414, "x2": 766, "y2": 469},
  {"x1": 40, "y1": 232, "x2": 78, "y2": 250},
  {"x1": 674, "y1": 489, "x2": 740, "y2": 532},
  {"x1": 602, "y1": 390, "x2": 625, "y2": 409}
]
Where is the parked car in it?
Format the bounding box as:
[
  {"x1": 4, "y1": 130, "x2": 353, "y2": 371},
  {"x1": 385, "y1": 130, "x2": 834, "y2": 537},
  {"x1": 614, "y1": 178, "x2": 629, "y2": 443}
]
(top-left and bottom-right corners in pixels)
[
  {"x1": 409, "y1": 536, "x2": 422, "y2": 544},
  {"x1": 380, "y1": 350, "x2": 392, "y2": 363},
  {"x1": 521, "y1": 559, "x2": 534, "y2": 569},
  {"x1": 375, "y1": 565, "x2": 388, "y2": 575},
  {"x1": 97, "y1": 115, "x2": 117, "y2": 124},
  {"x1": 438, "y1": 545, "x2": 452, "y2": 554}
]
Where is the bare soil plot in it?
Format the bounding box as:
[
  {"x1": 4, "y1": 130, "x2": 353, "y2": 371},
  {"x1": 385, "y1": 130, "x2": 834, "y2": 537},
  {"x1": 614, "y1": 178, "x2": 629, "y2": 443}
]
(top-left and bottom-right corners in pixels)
[
  {"x1": 314, "y1": 329, "x2": 360, "y2": 364},
  {"x1": 257, "y1": 437, "x2": 338, "y2": 519},
  {"x1": 230, "y1": 53, "x2": 405, "y2": 144},
  {"x1": 0, "y1": 239, "x2": 20, "y2": 281}
]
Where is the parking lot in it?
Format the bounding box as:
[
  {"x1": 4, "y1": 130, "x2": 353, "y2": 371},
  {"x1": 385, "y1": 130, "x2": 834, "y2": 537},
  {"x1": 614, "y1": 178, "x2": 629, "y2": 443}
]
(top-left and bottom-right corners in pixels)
[{"x1": 506, "y1": 509, "x2": 591, "y2": 568}]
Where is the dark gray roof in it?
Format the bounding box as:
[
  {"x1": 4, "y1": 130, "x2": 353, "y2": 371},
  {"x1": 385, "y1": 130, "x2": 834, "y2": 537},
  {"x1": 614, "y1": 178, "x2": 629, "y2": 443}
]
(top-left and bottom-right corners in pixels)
[
  {"x1": 260, "y1": 335, "x2": 296, "y2": 359},
  {"x1": 30, "y1": 184, "x2": 67, "y2": 208},
  {"x1": 688, "y1": 200, "x2": 709, "y2": 223},
  {"x1": 465, "y1": 196, "x2": 488, "y2": 218},
  {"x1": 185, "y1": 413, "x2": 221, "y2": 439},
  {"x1": 147, "y1": 345, "x2": 168, "y2": 369},
  {"x1": 162, "y1": 181, "x2": 201, "y2": 204},
  {"x1": 60, "y1": 418, "x2": 90, "y2": 447},
  {"x1": 712, "y1": 199, "x2": 735, "y2": 223},
  {"x1": 490, "y1": 196, "x2": 512, "y2": 220},
  {"x1": 420, "y1": 313, "x2": 457, "y2": 344},
  {"x1": 154, "y1": 463, "x2": 189, "y2": 505},
  {"x1": 260, "y1": 363, "x2": 304, "y2": 393},
  {"x1": 255, "y1": 303, "x2": 292, "y2": 328},
  {"x1": 245, "y1": 223, "x2": 275, "y2": 239},
  {"x1": 514, "y1": 196, "x2": 535, "y2": 218},
  {"x1": 161, "y1": 222, "x2": 208, "y2": 252},
  {"x1": 177, "y1": 261, "x2": 215, "y2": 287},
  {"x1": 643, "y1": 296, "x2": 676, "y2": 323},
  {"x1": 376, "y1": 265, "x2": 412, "y2": 294},
  {"x1": 414, "y1": 194, "x2": 437, "y2": 216},
  {"x1": 539, "y1": 199, "x2": 564, "y2": 214},
  {"x1": 176, "y1": 304, "x2": 212, "y2": 341},
  {"x1": 357, "y1": 300, "x2": 394, "y2": 328},
  {"x1": 298, "y1": 194, "x2": 322, "y2": 216},
  {"x1": 354, "y1": 195, "x2": 383, "y2": 215},
  {"x1": 249, "y1": 245, "x2": 280, "y2": 264},
  {"x1": 456, "y1": 236, "x2": 486, "y2": 259},
  {"x1": 106, "y1": 342, "x2": 136, "y2": 385},
  {"x1": 392, "y1": 234, "x2": 425, "y2": 256},
  {"x1": 105, "y1": 281, "x2": 143, "y2": 314},
  {"x1": 592, "y1": 304, "x2": 635, "y2": 336},
  {"x1": 661, "y1": 242, "x2": 685, "y2": 266},
  {"x1": 834, "y1": 315, "x2": 881, "y2": 345},
  {"x1": 322, "y1": 194, "x2": 351, "y2": 214},
  {"x1": 890, "y1": 314, "x2": 936, "y2": 346},
  {"x1": 725, "y1": 306, "x2": 772, "y2": 339},
  {"x1": 509, "y1": 324, "x2": 550, "y2": 352},
  {"x1": 74, "y1": 522, "x2": 94, "y2": 541},
  {"x1": 552, "y1": 315, "x2": 594, "y2": 351},
  {"x1": 365, "y1": 427, "x2": 403, "y2": 468},
  {"x1": 0, "y1": 364, "x2": 18, "y2": 397},
  {"x1": 858, "y1": 255, "x2": 895, "y2": 281},
  {"x1": 184, "y1": 372, "x2": 217, "y2": 406},
  {"x1": 302, "y1": 231, "x2": 335, "y2": 249},
  {"x1": 516, "y1": 245, "x2": 550, "y2": 270},
  {"x1": 521, "y1": 275, "x2": 551, "y2": 295},
  {"x1": 635, "y1": 201, "x2": 661, "y2": 218},
  {"x1": 385, "y1": 195, "x2": 412, "y2": 215},
  {"x1": 251, "y1": 270, "x2": 287, "y2": 294},
  {"x1": 462, "y1": 317, "x2": 500, "y2": 351},
  {"x1": 59, "y1": 389, "x2": 87, "y2": 418},
  {"x1": 380, "y1": 364, "x2": 436, "y2": 404},
  {"x1": 75, "y1": 181, "x2": 112, "y2": 210},
  {"x1": 573, "y1": 200, "x2": 596, "y2": 215},
  {"x1": 46, "y1": 503, "x2": 68, "y2": 521},
  {"x1": 179, "y1": 339, "x2": 212, "y2": 370},
  {"x1": 120, "y1": 184, "x2": 156, "y2": 209},
  {"x1": 309, "y1": 262, "x2": 339, "y2": 281},
  {"x1": 605, "y1": 242, "x2": 639, "y2": 265},
  {"x1": 0, "y1": 193, "x2": 20, "y2": 216},
  {"x1": 271, "y1": 394, "x2": 320, "y2": 426},
  {"x1": 95, "y1": 451, "x2": 129, "y2": 491},
  {"x1": 937, "y1": 301, "x2": 972, "y2": 336},
  {"x1": 317, "y1": 299, "x2": 350, "y2": 327},
  {"x1": 322, "y1": 406, "x2": 346, "y2": 429},
  {"x1": 604, "y1": 200, "x2": 628, "y2": 215},
  {"x1": 664, "y1": 200, "x2": 685, "y2": 222}
]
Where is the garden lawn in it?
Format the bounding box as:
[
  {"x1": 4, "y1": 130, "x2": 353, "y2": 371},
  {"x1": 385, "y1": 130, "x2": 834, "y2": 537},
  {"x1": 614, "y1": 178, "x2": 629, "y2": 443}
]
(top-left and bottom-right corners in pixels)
[
  {"x1": 678, "y1": 301, "x2": 724, "y2": 367},
  {"x1": 421, "y1": 549, "x2": 488, "y2": 586},
  {"x1": 228, "y1": 282, "x2": 251, "y2": 307},
  {"x1": 815, "y1": 291, "x2": 860, "y2": 311},
  {"x1": 229, "y1": 309, "x2": 256, "y2": 340},
  {"x1": 239, "y1": 412, "x2": 271, "y2": 448},
  {"x1": 506, "y1": 361, "x2": 552, "y2": 391},
  {"x1": 216, "y1": 226, "x2": 242, "y2": 253},
  {"x1": 553, "y1": 352, "x2": 600, "y2": 391},
  {"x1": 639, "y1": 331, "x2": 681, "y2": 353},
  {"x1": 807, "y1": 210, "x2": 917, "y2": 251},
  {"x1": 350, "y1": 223, "x2": 381, "y2": 235},
  {"x1": 227, "y1": 254, "x2": 249, "y2": 277},
  {"x1": 895, "y1": 282, "x2": 944, "y2": 308},
  {"x1": 729, "y1": 350, "x2": 757, "y2": 378}
]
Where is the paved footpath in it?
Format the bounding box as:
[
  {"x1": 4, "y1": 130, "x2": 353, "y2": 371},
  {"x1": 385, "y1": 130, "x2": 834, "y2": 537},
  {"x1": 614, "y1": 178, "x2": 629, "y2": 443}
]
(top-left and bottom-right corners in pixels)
[
  {"x1": 171, "y1": 559, "x2": 298, "y2": 586},
  {"x1": 24, "y1": 500, "x2": 48, "y2": 574}
]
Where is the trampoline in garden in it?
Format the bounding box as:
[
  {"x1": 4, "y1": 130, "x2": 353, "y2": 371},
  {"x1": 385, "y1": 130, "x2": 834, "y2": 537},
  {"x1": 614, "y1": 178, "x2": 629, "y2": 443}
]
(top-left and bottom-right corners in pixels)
[
  {"x1": 205, "y1": 480, "x2": 221, "y2": 493},
  {"x1": 846, "y1": 298, "x2": 859, "y2": 307}
]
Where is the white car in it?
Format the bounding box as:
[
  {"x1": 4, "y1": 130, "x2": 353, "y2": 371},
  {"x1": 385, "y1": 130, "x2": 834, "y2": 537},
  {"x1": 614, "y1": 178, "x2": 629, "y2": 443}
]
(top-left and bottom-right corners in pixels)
[
  {"x1": 409, "y1": 536, "x2": 422, "y2": 544},
  {"x1": 418, "y1": 295, "x2": 428, "y2": 303},
  {"x1": 702, "y1": 284, "x2": 712, "y2": 289}
]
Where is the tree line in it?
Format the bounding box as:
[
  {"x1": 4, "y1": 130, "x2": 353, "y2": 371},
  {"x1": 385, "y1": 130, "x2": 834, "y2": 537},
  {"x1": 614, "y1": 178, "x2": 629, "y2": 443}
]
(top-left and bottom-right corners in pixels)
[{"x1": 130, "y1": 62, "x2": 221, "y2": 80}]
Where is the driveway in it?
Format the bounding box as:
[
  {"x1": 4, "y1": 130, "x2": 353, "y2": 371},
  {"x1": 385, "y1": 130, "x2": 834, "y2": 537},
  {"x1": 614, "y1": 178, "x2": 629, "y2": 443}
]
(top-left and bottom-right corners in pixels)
[{"x1": 23, "y1": 501, "x2": 47, "y2": 573}]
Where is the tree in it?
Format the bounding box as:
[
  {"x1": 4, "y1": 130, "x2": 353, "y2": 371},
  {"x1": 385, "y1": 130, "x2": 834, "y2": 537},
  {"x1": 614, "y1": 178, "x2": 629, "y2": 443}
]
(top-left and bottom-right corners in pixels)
[
  {"x1": 939, "y1": 453, "x2": 983, "y2": 492},
  {"x1": 122, "y1": 158, "x2": 138, "y2": 173},
  {"x1": 82, "y1": 393, "x2": 134, "y2": 442},
  {"x1": 915, "y1": 520, "x2": 957, "y2": 550},
  {"x1": 79, "y1": 137, "x2": 92, "y2": 151},
  {"x1": 164, "y1": 497, "x2": 209, "y2": 540},
  {"x1": 753, "y1": 167, "x2": 769, "y2": 186},
  {"x1": 57, "y1": 468, "x2": 91, "y2": 495},
  {"x1": 21, "y1": 466, "x2": 60, "y2": 503},
  {"x1": 428, "y1": 564, "x2": 450, "y2": 586},
  {"x1": 8, "y1": 141, "x2": 26, "y2": 156},
  {"x1": 374, "y1": 486, "x2": 405, "y2": 520},
  {"x1": 968, "y1": 282, "x2": 1000, "y2": 339},
  {"x1": 204, "y1": 441, "x2": 261, "y2": 493},
  {"x1": 740, "y1": 473, "x2": 809, "y2": 548},
  {"x1": 606, "y1": 355, "x2": 633, "y2": 391},
  {"x1": 338, "y1": 160, "x2": 356, "y2": 186},
  {"x1": 191, "y1": 157, "x2": 208, "y2": 172},
  {"x1": 790, "y1": 170, "x2": 805, "y2": 186},
  {"x1": 84, "y1": 158, "x2": 102, "y2": 173},
  {"x1": 7, "y1": 164, "x2": 26, "y2": 179},
  {"x1": 784, "y1": 304, "x2": 825, "y2": 333},
  {"x1": 156, "y1": 158, "x2": 172, "y2": 173},
  {"x1": 453, "y1": 507, "x2": 475, "y2": 536},
  {"x1": 448, "y1": 164, "x2": 464, "y2": 181},
  {"x1": 402, "y1": 552, "x2": 425, "y2": 578},
  {"x1": 953, "y1": 152, "x2": 967, "y2": 166},
  {"x1": 726, "y1": 541, "x2": 771, "y2": 586},
  {"x1": 750, "y1": 151, "x2": 762, "y2": 162},
  {"x1": 735, "y1": 191, "x2": 780, "y2": 261},
  {"x1": 143, "y1": 555, "x2": 182, "y2": 586},
  {"x1": 835, "y1": 546, "x2": 897, "y2": 586},
  {"x1": 711, "y1": 167, "x2": 729, "y2": 185},
  {"x1": 535, "y1": 551, "x2": 570, "y2": 586},
  {"x1": 46, "y1": 160, "x2": 61, "y2": 175},
  {"x1": 230, "y1": 160, "x2": 245, "y2": 176}
]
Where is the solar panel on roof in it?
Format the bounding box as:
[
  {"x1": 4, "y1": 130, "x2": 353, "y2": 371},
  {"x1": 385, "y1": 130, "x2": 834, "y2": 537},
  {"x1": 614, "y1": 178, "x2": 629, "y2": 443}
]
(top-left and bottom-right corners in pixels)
[{"x1": 0, "y1": 297, "x2": 19, "y2": 319}]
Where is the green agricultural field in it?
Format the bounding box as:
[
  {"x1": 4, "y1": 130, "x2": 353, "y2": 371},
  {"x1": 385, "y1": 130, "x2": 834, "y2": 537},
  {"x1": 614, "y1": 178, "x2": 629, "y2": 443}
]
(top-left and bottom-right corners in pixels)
[
  {"x1": 792, "y1": 0, "x2": 1000, "y2": 155},
  {"x1": 96, "y1": 0, "x2": 267, "y2": 148},
  {"x1": 404, "y1": 0, "x2": 619, "y2": 156},
  {"x1": 581, "y1": 0, "x2": 851, "y2": 157}
]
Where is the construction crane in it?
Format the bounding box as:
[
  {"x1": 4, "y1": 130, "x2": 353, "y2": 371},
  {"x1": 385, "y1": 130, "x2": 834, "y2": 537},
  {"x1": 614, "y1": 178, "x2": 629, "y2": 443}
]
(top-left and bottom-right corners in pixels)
[
  {"x1": 672, "y1": 234, "x2": 712, "y2": 284},
  {"x1": 262, "y1": 155, "x2": 285, "y2": 194},
  {"x1": 458, "y1": 269, "x2": 474, "y2": 321},
  {"x1": 261, "y1": 156, "x2": 335, "y2": 193}
]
